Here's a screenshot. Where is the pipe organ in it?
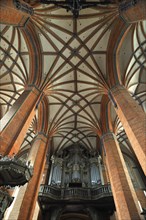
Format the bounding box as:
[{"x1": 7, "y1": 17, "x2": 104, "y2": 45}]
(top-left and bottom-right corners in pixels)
[{"x1": 48, "y1": 145, "x2": 104, "y2": 188}]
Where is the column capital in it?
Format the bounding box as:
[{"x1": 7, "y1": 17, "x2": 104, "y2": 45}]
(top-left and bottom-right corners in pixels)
[
  {"x1": 109, "y1": 84, "x2": 125, "y2": 93},
  {"x1": 100, "y1": 132, "x2": 115, "y2": 140},
  {"x1": 100, "y1": 132, "x2": 117, "y2": 156},
  {"x1": 100, "y1": 132, "x2": 118, "y2": 147},
  {"x1": 108, "y1": 85, "x2": 126, "y2": 108},
  {"x1": 27, "y1": 84, "x2": 41, "y2": 94},
  {"x1": 33, "y1": 132, "x2": 48, "y2": 144}
]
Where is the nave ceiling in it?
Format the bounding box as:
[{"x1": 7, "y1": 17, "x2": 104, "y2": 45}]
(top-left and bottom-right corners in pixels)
[{"x1": 0, "y1": 1, "x2": 146, "y2": 155}]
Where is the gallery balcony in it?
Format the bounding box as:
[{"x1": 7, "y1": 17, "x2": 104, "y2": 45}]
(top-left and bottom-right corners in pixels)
[
  {"x1": 0, "y1": 156, "x2": 33, "y2": 187},
  {"x1": 38, "y1": 183, "x2": 114, "y2": 211}
]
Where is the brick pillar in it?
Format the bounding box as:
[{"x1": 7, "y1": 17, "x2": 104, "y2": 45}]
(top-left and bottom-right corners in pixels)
[
  {"x1": 0, "y1": 86, "x2": 41, "y2": 156},
  {"x1": 101, "y1": 132, "x2": 142, "y2": 220},
  {"x1": 119, "y1": 0, "x2": 146, "y2": 23},
  {"x1": 17, "y1": 133, "x2": 48, "y2": 220},
  {"x1": 0, "y1": 0, "x2": 33, "y2": 26},
  {"x1": 109, "y1": 85, "x2": 146, "y2": 175},
  {"x1": 101, "y1": 152, "x2": 110, "y2": 184}
]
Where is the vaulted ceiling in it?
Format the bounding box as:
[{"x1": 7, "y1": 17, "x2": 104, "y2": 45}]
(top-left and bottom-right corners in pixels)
[{"x1": 0, "y1": 1, "x2": 146, "y2": 155}]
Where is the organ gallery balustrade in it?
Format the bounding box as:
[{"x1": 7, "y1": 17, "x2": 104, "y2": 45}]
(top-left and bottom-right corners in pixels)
[{"x1": 39, "y1": 183, "x2": 112, "y2": 201}]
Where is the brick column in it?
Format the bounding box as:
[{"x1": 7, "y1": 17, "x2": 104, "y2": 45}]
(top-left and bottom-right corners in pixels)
[
  {"x1": 17, "y1": 133, "x2": 48, "y2": 220},
  {"x1": 0, "y1": 0, "x2": 33, "y2": 26},
  {"x1": 0, "y1": 86, "x2": 41, "y2": 156},
  {"x1": 109, "y1": 85, "x2": 146, "y2": 175},
  {"x1": 119, "y1": 0, "x2": 146, "y2": 23},
  {"x1": 101, "y1": 132, "x2": 142, "y2": 220},
  {"x1": 101, "y1": 152, "x2": 110, "y2": 184}
]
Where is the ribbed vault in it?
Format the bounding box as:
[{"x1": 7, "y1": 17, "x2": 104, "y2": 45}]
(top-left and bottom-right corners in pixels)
[
  {"x1": 32, "y1": 4, "x2": 119, "y2": 152},
  {"x1": 0, "y1": 25, "x2": 29, "y2": 117},
  {"x1": 0, "y1": 2, "x2": 145, "y2": 154}
]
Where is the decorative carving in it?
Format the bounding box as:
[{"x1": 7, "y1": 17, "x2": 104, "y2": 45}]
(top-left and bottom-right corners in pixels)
[
  {"x1": 49, "y1": 144, "x2": 103, "y2": 188},
  {"x1": 0, "y1": 156, "x2": 33, "y2": 186},
  {"x1": 13, "y1": 0, "x2": 34, "y2": 15},
  {"x1": 39, "y1": 183, "x2": 112, "y2": 200}
]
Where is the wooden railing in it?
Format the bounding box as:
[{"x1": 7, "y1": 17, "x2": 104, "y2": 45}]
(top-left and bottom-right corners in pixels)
[{"x1": 39, "y1": 184, "x2": 112, "y2": 201}]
